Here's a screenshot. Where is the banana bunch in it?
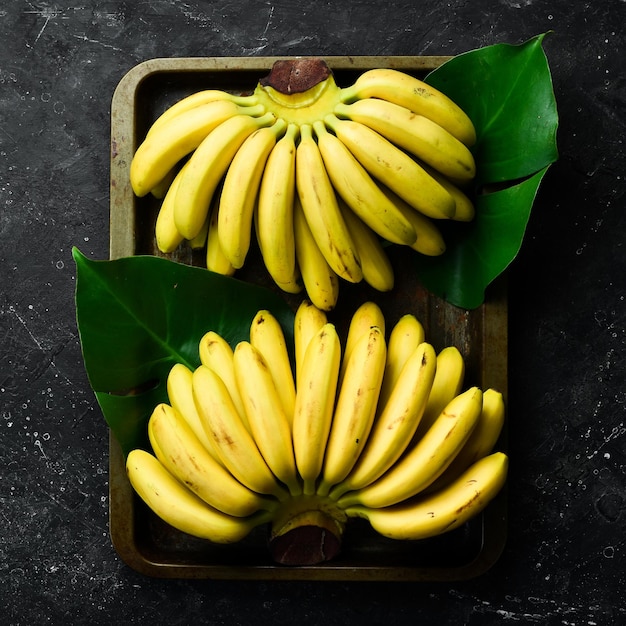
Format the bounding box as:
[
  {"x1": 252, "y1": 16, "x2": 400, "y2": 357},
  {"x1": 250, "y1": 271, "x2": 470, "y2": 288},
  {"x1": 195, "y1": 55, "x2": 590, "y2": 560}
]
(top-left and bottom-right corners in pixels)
[
  {"x1": 130, "y1": 59, "x2": 478, "y2": 310},
  {"x1": 126, "y1": 301, "x2": 507, "y2": 565}
]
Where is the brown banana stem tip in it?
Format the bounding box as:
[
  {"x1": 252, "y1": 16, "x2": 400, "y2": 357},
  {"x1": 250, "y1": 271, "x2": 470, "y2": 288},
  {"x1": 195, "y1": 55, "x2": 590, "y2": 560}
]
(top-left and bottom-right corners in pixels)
[{"x1": 260, "y1": 58, "x2": 332, "y2": 94}]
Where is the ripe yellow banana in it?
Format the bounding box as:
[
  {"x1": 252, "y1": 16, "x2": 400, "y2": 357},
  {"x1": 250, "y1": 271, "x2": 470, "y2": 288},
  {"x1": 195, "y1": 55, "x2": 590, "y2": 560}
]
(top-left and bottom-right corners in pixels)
[
  {"x1": 293, "y1": 194, "x2": 339, "y2": 311},
  {"x1": 192, "y1": 364, "x2": 287, "y2": 499},
  {"x1": 378, "y1": 313, "x2": 426, "y2": 409},
  {"x1": 150, "y1": 165, "x2": 177, "y2": 199},
  {"x1": 148, "y1": 403, "x2": 276, "y2": 517},
  {"x1": 426, "y1": 388, "x2": 505, "y2": 492},
  {"x1": 312, "y1": 120, "x2": 417, "y2": 246},
  {"x1": 217, "y1": 118, "x2": 288, "y2": 269},
  {"x1": 343, "y1": 452, "x2": 508, "y2": 541},
  {"x1": 413, "y1": 345, "x2": 466, "y2": 441},
  {"x1": 205, "y1": 185, "x2": 236, "y2": 276},
  {"x1": 295, "y1": 123, "x2": 362, "y2": 283},
  {"x1": 291, "y1": 323, "x2": 342, "y2": 495},
  {"x1": 232, "y1": 341, "x2": 301, "y2": 496},
  {"x1": 339, "y1": 201, "x2": 395, "y2": 292},
  {"x1": 249, "y1": 309, "x2": 296, "y2": 423},
  {"x1": 339, "y1": 67, "x2": 477, "y2": 147},
  {"x1": 130, "y1": 100, "x2": 264, "y2": 197},
  {"x1": 334, "y1": 99, "x2": 476, "y2": 183},
  {"x1": 256, "y1": 123, "x2": 299, "y2": 286},
  {"x1": 330, "y1": 342, "x2": 437, "y2": 499},
  {"x1": 337, "y1": 387, "x2": 483, "y2": 509},
  {"x1": 126, "y1": 448, "x2": 272, "y2": 543},
  {"x1": 421, "y1": 163, "x2": 475, "y2": 221},
  {"x1": 324, "y1": 114, "x2": 455, "y2": 221},
  {"x1": 317, "y1": 325, "x2": 387, "y2": 496},
  {"x1": 166, "y1": 362, "x2": 224, "y2": 464},
  {"x1": 293, "y1": 300, "x2": 328, "y2": 386},
  {"x1": 155, "y1": 164, "x2": 186, "y2": 253},
  {"x1": 173, "y1": 111, "x2": 276, "y2": 240}
]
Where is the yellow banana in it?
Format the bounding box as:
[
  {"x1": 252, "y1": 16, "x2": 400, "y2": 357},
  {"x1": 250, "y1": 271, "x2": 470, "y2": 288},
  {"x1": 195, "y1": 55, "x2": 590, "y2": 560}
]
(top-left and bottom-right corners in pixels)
[
  {"x1": 217, "y1": 118, "x2": 288, "y2": 269},
  {"x1": 426, "y1": 388, "x2": 505, "y2": 492},
  {"x1": 334, "y1": 99, "x2": 476, "y2": 183},
  {"x1": 148, "y1": 90, "x2": 259, "y2": 137},
  {"x1": 256, "y1": 123, "x2": 299, "y2": 286},
  {"x1": 197, "y1": 330, "x2": 247, "y2": 426},
  {"x1": 343, "y1": 452, "x2": 508, "y2": 541},
  {"x1": 173, "y1": 111, "x2": 276, "y2": 240},
  {"x1": 339, "y1": 67, "x2": 477, "y2": 147},
  {"x1": 379, "y1": 184, "x2": 447, "y2": 256},
  {"x1": 150, "y1": 165, "x2": 178, "y2": 199},
  {"x1": 330, "y1": 342, "x2": 437, "y2": 499},
  {"x1": 337, "y1": 387, "x2": 483, "y2": 509},
  {"x1": 378, "y1": 313, "x2": 426, "y2": 409},
  {"x1": 324, "y1": 114, "x2": 455, "y2": 221},
  {"x1": 312, "y1": 120, "x2": 416, "y2": 246},
  {"x1": 126, "y1": 448, "x2": 272, "y2": 543},
  {"x1": 155, "y1": 164, "x2": 186, "y2": 253},
  {"x1": 147, "y1": 403, "x2": 276, "y2": 517},
  {"x1": 166, "y1": 362, "x2": 224, "y2": 464},
  {"x1": 421, "y1": 163, "x2": 475, "y2": 221},
  {"x1": 293, "y1": 300, "x2": 328, "y2": 386},
  {"x1": 291, "y1": 323, "x2": 342, "y2": 495},
  {"x1": 317, "y1": 325, "x2": 387, "y2": 496},
  {"x1": 130, "y1": 100, "x2": 264, "y2": 197},
  {"x1": 293, "y1": 194, "x2": 339, "y2": 312},
  {"x1": 295, "y1": 123, "x2": 362, "y2": 283},
  {"x1": 192, "y1": 364, "x2": 287, "y2": 499},
  {"x1": 232, "y1": 342, "x2": 301, "y2": 496},
  {"x1": 249, "y1": 309, "x2": 296, "y2": 423},
  {"x1": 338, "y1": 199, "x2": 395, "y2": 293},
  {"x1": 413, "y1": 345, "x2": 466, "y2": 441},
  {"x1": 205, "y1": 184, "x2": 236, "y2": 276}
]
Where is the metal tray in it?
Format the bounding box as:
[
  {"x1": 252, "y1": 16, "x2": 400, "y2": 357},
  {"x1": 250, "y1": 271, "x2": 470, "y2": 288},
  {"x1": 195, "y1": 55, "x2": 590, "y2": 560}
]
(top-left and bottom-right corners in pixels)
[{"x1": 109, "y1": 56, "x2": 508, "y2": 581}]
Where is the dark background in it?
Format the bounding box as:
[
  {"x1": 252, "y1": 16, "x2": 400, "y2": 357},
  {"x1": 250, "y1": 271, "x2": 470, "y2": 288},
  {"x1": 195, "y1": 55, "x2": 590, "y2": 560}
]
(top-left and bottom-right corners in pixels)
[{"x1": 1, "y1": 1, "x2": 625, "y2": 624}]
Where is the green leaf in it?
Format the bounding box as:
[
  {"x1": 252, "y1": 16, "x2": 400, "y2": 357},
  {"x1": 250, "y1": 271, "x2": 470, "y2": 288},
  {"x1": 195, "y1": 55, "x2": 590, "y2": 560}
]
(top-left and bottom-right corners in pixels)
[
  {"x1": 419, "y1": 33, "x2": 559, "y2": 308},
  {"x1": 73, "y1": 248, "x2": 294, "y2": 456}
]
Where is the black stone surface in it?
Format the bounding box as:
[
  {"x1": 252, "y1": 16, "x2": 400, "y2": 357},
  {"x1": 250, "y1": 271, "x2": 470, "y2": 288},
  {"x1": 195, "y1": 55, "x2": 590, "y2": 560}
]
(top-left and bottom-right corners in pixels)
[{"x1": 1, "y1": 1, "x2": 625, "y2": 624}]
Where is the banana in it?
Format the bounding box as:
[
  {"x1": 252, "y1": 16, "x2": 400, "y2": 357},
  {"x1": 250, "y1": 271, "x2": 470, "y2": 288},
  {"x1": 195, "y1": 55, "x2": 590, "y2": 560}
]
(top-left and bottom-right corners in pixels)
[
  {"x1": 217, "y1": 118, "x2": 288, "y2": 269},
  {"x1": 126, "y1": 448, "x2": 272, "y2": 543},
  {"x1": 295, "y1": 123, "x2": 362, "y2": 283},
  {"x1": 147, "y1": 403, "x2": 276, "y2": 517},
  {"x1": 426, "y1": 388, "x2": 505, "y2": 492},
  {"x1": 130, "y1": 100, "x2": 264, "y2": 197},
  {"x1": 412, "y1": 345, "x2": 466, "y2": 441},
  {"x1": 291, "y1": 323, "x2": 342, "y2": 495},
  {"x1": 339, "y1": 67, "x2": 477, "y2": 147},
  {"x1": 147, "y1": 90, "x2": 259, "y2": 137},
  {"x1": 324, "y1": 114, "x2": 455, "y2": 221},
  {"x1": 343, "y1": 452, "x2": 508, "y2": 541},
  {"x1": 189, "y1": 212, "x2": 210, "y2": 250},
  {"x1": 205, "y1": 183, "x2": 236, "y2": 276},
  {"x1": 334, "y1": 99, "x2": 476, "y2": 183},
  {"x1": 330, "y1": 342, "x2": 437, "y2": 499},
  {"x1": 293, "y1": 194, "x2": 339, "y2": 311},
  {"x1": 166, "y1": 362, "x2": 224, "y2": 464},
  {"x1": 173, "y1": 111, "x2": 276, "y2": 240},
  {"x1": 155, "y1": 164, "x2": 186, "y2": 253},
  {"x1": 378, "y1": 184, "x2": 447, "y2": 256},
  {"x1": 312, "y1": 120, "x2": 416, "y2": 246},
  {"x1": 293, "y1": 300, "x2": 328, "y2": 386},
  {"x1": 232, "y1": 341, "x2": 301, "y2": 496},
  {"x1": 337, "y1": 387, "x2": 483, "y2": 509},
  {"x1": 338, "y1": 199, "x2": 395, "y2": 292},
  {"x1": 421, "y1": 163, "x2": 475, "y2": 221},
  {"x1": 378, "y1": 313, "x2": 426, "y2": 409},
  {"x1": 249, "y1": 309, "x2": 296, "y2": 423},
  {"x1": 150, "y1": 165, "x2": 178, "y2": 199},
  {"x1": 192, "y1": 364, "x2": 287, "y2": 499},
  {"x1": 256, "y1": 123, "x2": 300, "y2": 286},
  {"x1": 317, "y1": 325, "x2": 387, "y2": 496},
  {"x1": 197, "y1": 330, "x2": 247, "y2": 426}
]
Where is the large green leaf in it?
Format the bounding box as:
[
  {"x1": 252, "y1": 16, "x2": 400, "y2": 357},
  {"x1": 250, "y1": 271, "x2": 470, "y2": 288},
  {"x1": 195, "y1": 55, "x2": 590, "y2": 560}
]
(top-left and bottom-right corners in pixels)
[
  {"x1": 73, "y1": 248, "x2": 294, "y2": 455},
  {"x1": 418, "y1": 33, "x2": 559, "y2": 307}
]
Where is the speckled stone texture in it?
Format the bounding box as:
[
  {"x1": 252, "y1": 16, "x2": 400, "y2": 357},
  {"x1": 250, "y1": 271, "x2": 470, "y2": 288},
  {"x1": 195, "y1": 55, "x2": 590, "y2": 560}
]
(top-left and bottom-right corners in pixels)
[{"x1": 1, "y1": 1, "x2": 625, "y2": 624}]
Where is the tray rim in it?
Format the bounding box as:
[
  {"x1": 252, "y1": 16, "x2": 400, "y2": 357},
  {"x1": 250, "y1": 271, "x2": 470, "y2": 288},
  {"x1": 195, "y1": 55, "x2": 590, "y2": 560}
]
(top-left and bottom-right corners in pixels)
[{"x1": 108, "y1": 54, "x2": 508, "y2": 582}]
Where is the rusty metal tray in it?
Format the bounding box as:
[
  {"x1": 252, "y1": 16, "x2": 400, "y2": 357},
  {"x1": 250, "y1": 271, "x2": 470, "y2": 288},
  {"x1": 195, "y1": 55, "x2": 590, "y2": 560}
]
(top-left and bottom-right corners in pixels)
[{"x1": 108, "y1": 56, "x2": 508, "y2": 581}]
